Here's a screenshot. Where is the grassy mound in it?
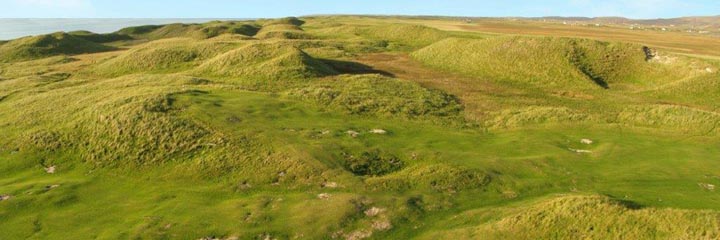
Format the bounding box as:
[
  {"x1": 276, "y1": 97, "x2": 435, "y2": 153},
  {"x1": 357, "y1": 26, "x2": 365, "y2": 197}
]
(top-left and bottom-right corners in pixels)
[
  {"x1": 2, "y1": 75, "x2": 216, "y2": 168},
  {"x1": 67, "y1": 30, "x2": 133, "y2": 43},
  {"x1": 288, "y1": 74, "x2": 463, "y2": 121},
  {"x1": 0, "y1": 32, "x2": 115, "y2": 62},
  {"x1": 361, "y1": 24, "x2": 448, "y2": 49},
  {"x1": 617, "y1": 105, "x2": 720, "y2": 134},
  {"x1": 426, "y1": 195, "x2": 720, "y2": 239},
  {"x1": 115, "y1": 22, "x2": 260, "y2": 40},
  {"x1": 193, "y1": 42, "x2": 336, "y2": 84},
  {"x1": 308, "y1": 24, "x2": 447, "y2": 50},
  {"x1": 260, "y1": 17, "x2": 305, "y2": 26},
  {"x1": 484, "y1": 106, "x2": 589, "y2": 129},
  {"x1": 255, "y1": 24, "x2": 312, "y2": 39},
  {"x1": 365, "y1": 164, "x2": 490, "y2": 192},
  {"x1": 93, "y1": 38, "x2": 241, "y2": 76},
  {"x1": 412, "y1": 36, "x2": 698, "y2": 90}
]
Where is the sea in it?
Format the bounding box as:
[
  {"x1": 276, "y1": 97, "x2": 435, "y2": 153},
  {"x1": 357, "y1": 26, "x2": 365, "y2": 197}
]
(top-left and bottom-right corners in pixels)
[{"x1": 0, "y1": 18, "x2": 249, "y2": 40}]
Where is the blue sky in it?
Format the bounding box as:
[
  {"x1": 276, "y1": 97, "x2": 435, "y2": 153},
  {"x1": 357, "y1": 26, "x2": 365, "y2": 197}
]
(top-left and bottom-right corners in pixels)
[{"x1": 0, "y1": 0, "x2": 718, "y2": 19}]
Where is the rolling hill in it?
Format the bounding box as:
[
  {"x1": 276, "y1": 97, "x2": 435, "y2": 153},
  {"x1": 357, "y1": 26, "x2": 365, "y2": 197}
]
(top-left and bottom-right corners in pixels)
[{"x1": 1, "y1": 16, "x2": 719, "y2": 240}]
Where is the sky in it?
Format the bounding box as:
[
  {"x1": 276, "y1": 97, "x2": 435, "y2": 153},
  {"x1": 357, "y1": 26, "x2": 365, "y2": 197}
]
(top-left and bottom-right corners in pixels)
[{"x1": 0, "y1": 0, "x2": 718, "y2": 19}]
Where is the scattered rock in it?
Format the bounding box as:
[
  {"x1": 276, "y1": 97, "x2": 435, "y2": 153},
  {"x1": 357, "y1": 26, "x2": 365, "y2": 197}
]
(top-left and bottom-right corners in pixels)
[
  {"x1": 364, "y1": 207, "x2": 385, "y2": 217},
  {"x1": 278, "y1": 171, "x2": 286, "y2": 177},
  {"x1": 0, "y1": 195, "x2": 11, "y2": 201},
  {"x1": 256, "y1": 234, "x2": 273, "y2": 240},
  {"x1": 321, "y1": 181, "x2": 338, "y2": 188},
  {"x1": 320, "y1": 130, "x2": 331, "y2": 135},
  {"x1": 699, "y1": 183, "x2": 716, "y2": 191},
  {"x1": 568, "y1": 148, "x2": 592, "y2": 153},
  {"x1": 369, "y1": 129, "x2": 387, "y2": 134},
  {"x1": 45, "y1": 165, "x2": 56, "y2": 174},
  {"x1": 45, "y1": 184, "x2": 60, "y2": 190},
  {"x1": 580, "y1": 139, "x2": 593, "y2": 144},
  {"x1": 198, "y1": 236, "x2": 239, "y2": 240},
  {"x1": 345, "y1": 230, "x2": 373, "y2": 240},
  {"x1": 371, "y1": 219, "x2": 393, "y2": 231},
  {"x1": 346, "y1": 130, "x2": 360, "y2": 138},
  {"x1": 317, "y1": 193, "x2": 331, "y2": 200},
  {"x1": 707, "y1": 68, "x2": 715, "y2": 73}
]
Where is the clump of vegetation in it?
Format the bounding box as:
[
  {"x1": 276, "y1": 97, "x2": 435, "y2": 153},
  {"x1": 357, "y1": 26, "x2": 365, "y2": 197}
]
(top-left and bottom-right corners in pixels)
[
  {"x1": 616, "y1": 105, "x2": 720, "y2": 133},
  {"x1": 484, "y1": 106, "x2": 589, "y2": 129},
  {"x1": 288, "y1": 74, "x2": 463, "y2": 120},
  {"x1": 342, "y1": 150, "x2": 404, "y2": 176},
  {"x1": 366, "y1": 164, "x2": 490, "y2": 192},
  {"x1": 0, "y1": 32, "x2": 115, "y2": 62},
  {"x1": 448, "y1": 195, "x2": 720, "y2": 239}
]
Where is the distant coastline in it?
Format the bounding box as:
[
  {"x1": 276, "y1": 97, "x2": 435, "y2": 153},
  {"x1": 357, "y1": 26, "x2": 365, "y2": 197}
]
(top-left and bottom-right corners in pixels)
[{"x1": 0, "y1": 18, "x2": 251, "y2": 40}]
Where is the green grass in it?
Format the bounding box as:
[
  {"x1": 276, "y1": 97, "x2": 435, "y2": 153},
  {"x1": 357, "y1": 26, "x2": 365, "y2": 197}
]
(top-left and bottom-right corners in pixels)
[
  {"x1": 2, "y1": 16, "x2": 720, "y2": 239},
  {"x1": 0, "y1": 32, "x2": 115, "y2": 62},
  {"x1": 412, "y1": 36, "x2": 707, "y2": 90}
]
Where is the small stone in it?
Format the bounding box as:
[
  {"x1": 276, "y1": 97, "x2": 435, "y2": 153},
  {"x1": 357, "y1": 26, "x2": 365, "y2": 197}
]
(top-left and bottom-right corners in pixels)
[
  {"x1": 707, "y1": 68, "x2": 714, "y2": 73},
  {"x1": 370, "y1": 129, "x2": 387, "y2": 134},
  {"x1": 45, "y1": 184, "x2": 60, "y2": 190},
  {"x1": 372, "y1": 219, "x2": 393, "y2": 231},
  {"x1": 364, "y1": 207, "x2": 385, "y2": 217},
  {"x1": 580, "y1": 139, "x2": 593, "y2": 144},
  {"x1": 317, "y1": 193, "x2": 331, "y2": 200},
  {"x1": 569, "y1": 148, "x2": 592, "y2": 153},
  {"x1": 45, "y1": 165, "x2": 56, "y2": 174},
  {"x1": 699, "y1": 183, "x2": 716, "y2": 191},
  {"x1": 0, "y1": 195, "x2": 11, "y2": 201},
  {"x1": 346, "y1": 130, "x2": 360, "y2": 138},
  {"x1": 321, "y1": 182, "x2": 338, "y2": 188}
]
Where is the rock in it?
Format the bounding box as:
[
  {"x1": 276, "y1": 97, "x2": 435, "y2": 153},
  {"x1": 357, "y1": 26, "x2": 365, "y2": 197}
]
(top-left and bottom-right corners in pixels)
[
  {"x1": 0, "y1": 195, "x2": 11, "y2": 201},
  {"x1": 568, "y1": 148, "x2": 592, "y2": 153},
  {"x1": 317, "y1": 193, "x2": 331, "y2": 200},
  {"x1": 198, "y1": 237, "x2": 239, "y2": 240},
  {"x1": 364, "y1": 207, "x2": 385, "y2": 217},
  {"x1": 580, "y1": 139, "x2": 593, "y2": 144},
  {"x1": 345, "y1": 230, "x2": 372, "y2": 240},
  {"x1": 707, "y1": 68, "x2": 715, "y2": 73},
  {"x1": 45, "y1": 165, "x2": 56, "y2": 174},
  {"x1": 45, "y1": 184, "x2": 60, "y2": 189},
  {"x1": 371, "y1": 219, "x2": 393, "y2": 231},
  {"x1": 699, "y1": 183, "x2": 716, "y2": 191},
  {"x1": 321, "y1": 181, "x2": 338, "y2": 188},
  {"x1": 369, "y1": 129, "x2": 387, "y2": 134},
  {"x1": 346, "y1": 130, "x2": 360, "y2": 138}
]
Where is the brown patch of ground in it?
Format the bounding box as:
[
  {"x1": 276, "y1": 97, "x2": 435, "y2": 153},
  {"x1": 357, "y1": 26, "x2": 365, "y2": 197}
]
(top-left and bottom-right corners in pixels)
[{"x1": 351, "y1": 53, "x2": 529, "y2": 121}]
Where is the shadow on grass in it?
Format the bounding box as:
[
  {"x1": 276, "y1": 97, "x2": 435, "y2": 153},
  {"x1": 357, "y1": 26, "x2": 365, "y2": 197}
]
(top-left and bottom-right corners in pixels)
[{"x1": 321, "y1": 59, "x2": 396, "y2": 77}]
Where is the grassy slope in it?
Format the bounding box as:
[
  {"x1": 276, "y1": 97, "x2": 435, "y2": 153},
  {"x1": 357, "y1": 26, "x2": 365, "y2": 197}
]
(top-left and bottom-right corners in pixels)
[{"x1": 1, "y1": 16, "x2": 720, "y2": 239}]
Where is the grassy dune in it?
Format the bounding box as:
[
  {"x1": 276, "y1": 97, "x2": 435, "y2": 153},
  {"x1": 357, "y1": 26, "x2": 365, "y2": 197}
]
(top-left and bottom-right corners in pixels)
[{"x1": 1, "y1": 16, "x2": 720, "y2": 239}]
